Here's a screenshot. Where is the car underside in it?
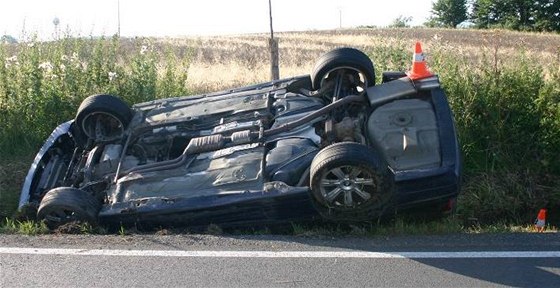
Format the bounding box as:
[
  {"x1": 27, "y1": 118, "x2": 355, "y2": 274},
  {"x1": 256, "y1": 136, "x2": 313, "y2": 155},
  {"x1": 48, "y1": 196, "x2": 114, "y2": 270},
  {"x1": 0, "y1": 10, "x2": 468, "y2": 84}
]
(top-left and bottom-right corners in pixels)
[{"x1": 19, "y1": 47, "x2": 461, "y2": 229}]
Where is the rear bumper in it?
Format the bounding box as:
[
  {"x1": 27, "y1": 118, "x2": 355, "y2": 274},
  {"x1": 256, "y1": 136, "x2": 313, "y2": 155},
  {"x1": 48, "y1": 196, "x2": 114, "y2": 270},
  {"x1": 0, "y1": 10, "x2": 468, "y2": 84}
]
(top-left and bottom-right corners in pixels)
[
  {"x1": 392, "y1": 86, "x2": 462, "y2": 208},
  {"x1": 394, "y1": 167, "x2": 459, "y2": 209}
]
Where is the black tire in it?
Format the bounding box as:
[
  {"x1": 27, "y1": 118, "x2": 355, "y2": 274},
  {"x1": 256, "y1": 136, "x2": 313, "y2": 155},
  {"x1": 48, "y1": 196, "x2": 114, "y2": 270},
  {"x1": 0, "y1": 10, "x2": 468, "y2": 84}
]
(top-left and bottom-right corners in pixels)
[
  {"x1": 75, "y1": 94, "x2": 132, "y2": 142},
  {"x1": 310, "y1": 142, "x2": 390, "y2": 221},
  {"x1": 37, "y1": 187, "x2": 101, "y2": 229},
  {"x1": 311, "y1": 48, "x2": 375, "y2": 90}
]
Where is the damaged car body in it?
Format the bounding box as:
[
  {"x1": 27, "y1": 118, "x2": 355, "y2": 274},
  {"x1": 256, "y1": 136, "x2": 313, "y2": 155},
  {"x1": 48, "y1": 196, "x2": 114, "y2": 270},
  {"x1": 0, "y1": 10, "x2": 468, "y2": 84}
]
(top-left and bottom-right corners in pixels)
[{"x1": 19, "y1": 46, "x2": 461, "y2": 229}]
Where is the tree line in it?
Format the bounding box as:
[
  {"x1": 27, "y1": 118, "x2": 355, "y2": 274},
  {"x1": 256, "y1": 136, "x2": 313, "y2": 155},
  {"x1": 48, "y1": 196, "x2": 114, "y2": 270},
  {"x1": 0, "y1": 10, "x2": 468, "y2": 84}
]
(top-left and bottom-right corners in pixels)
[{"x1": 428, "y1": 0, "x2": 560, "y2": 32}]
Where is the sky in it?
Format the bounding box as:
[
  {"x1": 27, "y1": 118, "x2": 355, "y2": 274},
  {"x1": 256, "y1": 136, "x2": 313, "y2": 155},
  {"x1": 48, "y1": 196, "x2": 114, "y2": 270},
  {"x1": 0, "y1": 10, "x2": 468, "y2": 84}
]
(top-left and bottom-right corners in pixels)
[{"x1": 1, "y1": 0, "x2": 435, "y2": 39}]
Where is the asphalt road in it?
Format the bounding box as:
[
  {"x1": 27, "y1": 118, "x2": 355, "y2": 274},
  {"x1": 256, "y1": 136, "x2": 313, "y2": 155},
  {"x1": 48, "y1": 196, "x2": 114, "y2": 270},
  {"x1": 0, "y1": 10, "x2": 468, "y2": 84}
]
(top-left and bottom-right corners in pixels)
[{"x1": 1, "y1": 233, "x2": 559, "y2": 287}]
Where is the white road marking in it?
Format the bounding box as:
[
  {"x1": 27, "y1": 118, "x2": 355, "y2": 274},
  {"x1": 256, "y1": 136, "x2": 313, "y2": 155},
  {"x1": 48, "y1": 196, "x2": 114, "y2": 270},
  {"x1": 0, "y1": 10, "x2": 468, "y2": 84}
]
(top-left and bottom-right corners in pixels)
[{"x1": 1, "y1": 247, "x2": 560, "y2": 258}]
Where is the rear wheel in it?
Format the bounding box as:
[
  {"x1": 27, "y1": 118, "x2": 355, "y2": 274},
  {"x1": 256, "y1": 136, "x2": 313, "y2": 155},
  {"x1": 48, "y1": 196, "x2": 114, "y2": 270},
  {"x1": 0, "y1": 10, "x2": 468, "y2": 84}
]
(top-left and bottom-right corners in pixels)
[
  {"x1": 310, "y1": 142, "x2": 391, "y2": 221},
  {"x1": 311, "y1": 48, "x2": 375, "y2": 94},
  {"x1": 37, "y1": 187, "x2": 101, "y2": 229}
]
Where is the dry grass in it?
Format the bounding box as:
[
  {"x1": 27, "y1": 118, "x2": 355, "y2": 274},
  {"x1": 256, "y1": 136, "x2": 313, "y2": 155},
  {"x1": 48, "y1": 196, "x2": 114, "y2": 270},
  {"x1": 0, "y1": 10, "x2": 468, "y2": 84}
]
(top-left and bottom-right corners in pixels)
[{"x1": 157, "y1": 28, "x2": 560, "y2": 93}]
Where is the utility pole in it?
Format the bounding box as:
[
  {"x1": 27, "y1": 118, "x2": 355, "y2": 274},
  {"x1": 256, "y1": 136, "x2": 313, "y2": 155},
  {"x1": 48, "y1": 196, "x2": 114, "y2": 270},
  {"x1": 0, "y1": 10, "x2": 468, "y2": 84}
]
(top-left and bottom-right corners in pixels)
[
  {"x1": 337, "y1": 7, "x2": 342, "y2": 29},
  {"x1": 269, "y1": 0, "x2": 274, "y2": 40},
  {"x1": 269, "y1": 0, "x2": 279, "y2": 80}
]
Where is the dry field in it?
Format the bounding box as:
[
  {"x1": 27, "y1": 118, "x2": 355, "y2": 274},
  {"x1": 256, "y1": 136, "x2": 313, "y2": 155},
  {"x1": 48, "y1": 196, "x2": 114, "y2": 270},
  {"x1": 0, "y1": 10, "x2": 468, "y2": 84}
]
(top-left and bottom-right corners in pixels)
[{"x1": 164, "y1": 28, "x2": 560, "y2": 93}]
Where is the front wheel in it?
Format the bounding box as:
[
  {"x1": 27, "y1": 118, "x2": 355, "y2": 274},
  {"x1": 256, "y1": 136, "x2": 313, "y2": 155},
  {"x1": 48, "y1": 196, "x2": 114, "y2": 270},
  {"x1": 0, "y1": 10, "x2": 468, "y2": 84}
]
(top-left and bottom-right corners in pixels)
[
  {"x1": 37, "y1": 187, "x2": 101, "y2": 229},
  {"x1": 310, "y1": 142, "x2": 391, "y2": 221}
]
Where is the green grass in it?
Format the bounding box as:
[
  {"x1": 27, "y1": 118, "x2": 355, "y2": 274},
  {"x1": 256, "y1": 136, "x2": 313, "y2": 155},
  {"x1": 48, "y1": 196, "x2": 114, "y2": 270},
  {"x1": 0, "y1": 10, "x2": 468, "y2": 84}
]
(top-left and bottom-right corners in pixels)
[
  {"x1": 0, "y1": 217, "x2": 112, "y2": 235},
  {"x1": 287, "y1": 217, "x2": 558, "y2": 237},
  {"x1": 3, "y1": 216, "x2": 554, "y2": 236},
  {"x1": 0, "y1": 218, "x2": 49, "y2": 235},
  {"x1": 466, "y1": 223, "x2": 558, "y2": 234}
]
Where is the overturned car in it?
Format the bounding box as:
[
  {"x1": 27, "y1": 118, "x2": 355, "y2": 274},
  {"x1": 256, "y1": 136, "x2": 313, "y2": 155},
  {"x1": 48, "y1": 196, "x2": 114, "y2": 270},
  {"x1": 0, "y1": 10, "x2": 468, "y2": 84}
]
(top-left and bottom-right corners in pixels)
[{"x1": 19, "y1": 45, "x2": 461, "y2": 229}]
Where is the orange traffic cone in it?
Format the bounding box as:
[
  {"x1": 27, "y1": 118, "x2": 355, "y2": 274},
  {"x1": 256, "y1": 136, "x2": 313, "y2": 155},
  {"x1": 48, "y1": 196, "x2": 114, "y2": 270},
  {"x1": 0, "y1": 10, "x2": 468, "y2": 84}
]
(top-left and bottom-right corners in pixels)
[
  {"x1": 406, "y1": 42, "x2": 434, "y2": 80},
  {"x1": 534, "y1": 209, "x2": 547, "y2": 232}
]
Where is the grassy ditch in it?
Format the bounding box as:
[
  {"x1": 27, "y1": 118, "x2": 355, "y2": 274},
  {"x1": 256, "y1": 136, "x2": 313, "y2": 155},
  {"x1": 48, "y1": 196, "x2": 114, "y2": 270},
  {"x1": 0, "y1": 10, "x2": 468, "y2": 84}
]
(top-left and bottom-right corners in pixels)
[
  {"x1": 1, "y1": 28, "x2": 560, "y2": 233},
  {"x1": 1, "y1": 216, "x2": 556, "y2": 236}
]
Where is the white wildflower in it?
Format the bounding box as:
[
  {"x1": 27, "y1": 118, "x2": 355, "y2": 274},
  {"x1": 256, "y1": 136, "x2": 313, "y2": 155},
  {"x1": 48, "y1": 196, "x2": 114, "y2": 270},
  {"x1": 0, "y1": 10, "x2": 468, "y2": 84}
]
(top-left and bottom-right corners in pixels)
[
  {"x1": 4, "y1": 55, "x2": 18, "y2": 68},
  {"x1": 108, "y1": 71, "x2": 117, "y2": 82},
  {"x1": 75, "y1": 60, "x2": 87, "y2": 70},
  {"x1": 61, "y1": 54, "x2": 69, "y2": 61},
  {"x1": 71, "y1": 52, "x2": 79, "y2": 61},
  {"x1": 27, "y1": 42, "x2": 34, "y2": 48},
  {"x1": 38, "y1": 61, "x2": 54, "y2": 72},
  {"x1": 140, "y1": 45, "x2": 148, "y2": 55},
  {"x1": 60, "y1": 63, "x2": 66, "y2": 71}
]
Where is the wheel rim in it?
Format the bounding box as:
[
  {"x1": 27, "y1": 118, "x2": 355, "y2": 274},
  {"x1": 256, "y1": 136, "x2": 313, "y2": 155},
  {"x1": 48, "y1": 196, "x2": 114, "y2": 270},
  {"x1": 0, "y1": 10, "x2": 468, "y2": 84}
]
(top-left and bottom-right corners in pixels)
[
  {"x1": 81, "y1": 112, "x2": 125, "y2": 141},
  {"x1": 318, "y1": 165, "x2": 377, "y2": 208},
  {"x1": 319, "y1": 66, "x2": 369, "y2": 96}
]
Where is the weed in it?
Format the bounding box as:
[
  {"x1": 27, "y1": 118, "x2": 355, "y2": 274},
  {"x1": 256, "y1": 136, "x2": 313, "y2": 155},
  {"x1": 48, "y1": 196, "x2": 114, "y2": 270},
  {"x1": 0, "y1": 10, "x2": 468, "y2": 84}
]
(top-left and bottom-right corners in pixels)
[
  {"x1": 0, "y1": 218, "x2": 48, "y2": 235},
  {"x1": 18, "y1": 220, "x2": 49, "y2": 235},
  {"x1": 0, "y1": 217, "x2": 18, "y2": 233},
  {"x1": 118, "y1": 224, "x2": 127, "y2": 236}
]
